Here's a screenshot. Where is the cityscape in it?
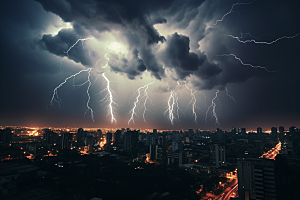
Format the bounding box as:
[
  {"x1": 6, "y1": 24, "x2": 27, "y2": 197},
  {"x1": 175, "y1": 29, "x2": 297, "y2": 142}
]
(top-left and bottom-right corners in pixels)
[
  {"x1": 0, "y1": 125, "x2": 299, "y2": 199},
  {"x1": 1, "y1": 0, "x2": 300, "y2": 200}
]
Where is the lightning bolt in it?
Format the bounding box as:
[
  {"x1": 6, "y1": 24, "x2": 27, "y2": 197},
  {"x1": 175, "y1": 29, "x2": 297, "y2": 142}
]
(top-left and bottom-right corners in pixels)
[
  {"x1": 48, "y1": 68, "x2": 95, "y2": 121},
  {"x1": 214, "y1": 0, "x2": 257, "y2": 25},
  {"x1": 142, "y1": 82, "x2": 154, "y2": 122},
  {"x1": 57, "y1": 37, "x2": 93, "y2": 69},
  {"x1": 164, "y1": 85, "x2": 181, "y2": 125},
  {"x1": 185, "y1": 85, "x2": 198, "y2": 123},
  {"x1": 64, "y1": 37, "x2": 93, "y2": 56},
  {"x1": 128, "y1": 82, "x2": 154, "y2": 125},
  {"x1": 225, "y1": 87, "x2": 237, "y2": 104},
  {"x1": 101, "y1": 73, "x2": 117, "y2": 123},
  {"x1": 217, "y1": 54, "x2": 276, "y2": 72},
  {"x1": 228, "y1": 33, "x2": 300, "y2": 44},
  {"x1": 205, "y1": 90, "x2": 220, "y2": 125},
  {"x1": 97, "y1": 54, "x2": 117, "y2": 124}
]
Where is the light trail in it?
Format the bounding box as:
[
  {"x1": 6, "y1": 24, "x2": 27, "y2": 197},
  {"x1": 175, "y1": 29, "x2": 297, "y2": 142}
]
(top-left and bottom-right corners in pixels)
[
  {"x1": 228, "y1": 33, "x2": 300, "y2": 45},
  {"x1": 205, "y1": 90, "x2": 220, "y2": 125},
  {"x1": 225, "y1": 87, "x2": 237, "y2": 104},
  {"x1": 128, "y1": 82, "x2": 154, "y2": 125},
  {"x1": 214, "y1": 0, "x2": 257, "y2": 25}
]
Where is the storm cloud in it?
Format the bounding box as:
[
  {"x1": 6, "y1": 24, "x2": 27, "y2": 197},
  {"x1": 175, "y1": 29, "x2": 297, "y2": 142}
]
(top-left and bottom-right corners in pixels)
[{"x1": 1, "y1": 0, "x2": 300, "y2": 130}]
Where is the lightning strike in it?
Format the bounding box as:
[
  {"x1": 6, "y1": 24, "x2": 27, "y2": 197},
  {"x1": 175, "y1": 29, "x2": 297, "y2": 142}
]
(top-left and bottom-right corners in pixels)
[
  {"x1": 228, "y1": 33, "x2": 300, "y2": 44},
  {"x1": 57, "y1": 37, "x2": 93, "y2": 69},
  {"x1": 101, "y1": 73, "x2": 117, "y2": 123},
  {"x1": 205, "y1": 90, "x2": 220, "y2": 125},
  {"x1": 225, "y1": 87, "x2": 237, "y2": 104},
  {"x1": 128, "y1": 82, "x2": 154, "y2": 125},
  {"x1": 64, "y1": 37, "x2": 93, "y2": 56},
  {"x1": 185, "y1": 85, "x2": 198, "y2": 123},
  {"x1": 48, "y1": 68, "x2": 95, "y2": 121},
  {"x1": 164, "y1": 89, "x2": 181, "y2": 125},
  {"x1": 214, "y1": 0, "x2": 256, "y2": 25},
  {"x1": 142, "y1": 82, "x2": 154, "y2": 122},
  {"x1": 217, "y1": 54, "x2": 276, "y2": 72}
]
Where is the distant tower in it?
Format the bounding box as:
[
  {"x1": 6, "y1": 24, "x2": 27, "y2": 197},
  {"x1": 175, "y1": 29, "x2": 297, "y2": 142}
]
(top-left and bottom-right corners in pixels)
[
  {"x1": 232, "y1": 127, "x2": 237, "y2": 134},
  {"x1": 257, "y1": 127, "x2": 262, "y2": 134},
  {"x1": 271, "y1": 127, "x2": 277, "y2": 135},
  {"x1": 279, "y1": 126, "x2": 284, "y2": 134},
  {"x1": 241, "y1": 128, "x2": 246, "y2": 135}
]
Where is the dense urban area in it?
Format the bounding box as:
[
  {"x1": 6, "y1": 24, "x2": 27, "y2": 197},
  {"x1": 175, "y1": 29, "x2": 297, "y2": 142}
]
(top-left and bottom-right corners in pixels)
[{"x1": 0, "y1": 126, "x2": 299, "y2": 200}]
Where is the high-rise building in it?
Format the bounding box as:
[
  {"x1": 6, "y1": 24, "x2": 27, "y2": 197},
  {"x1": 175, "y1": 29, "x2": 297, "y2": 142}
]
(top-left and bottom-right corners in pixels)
[
  {"x1": 237, "y1": 158, "x2": 276, "y2": 200},
  {"x1": 257, "y1": 127, "x2": 262, "y2": 134},
  {"x1": 241, "y1": 128, "x2": 246, "y2": 135},
  {"x1": 279, "y1": 126, "x2": 284, "y2": 134},
  {"x1": 61, "y1": 132, "x2": 73, "y2": 149},
  {"x1": 124, "y1": 130, "x2": 139, "y2": 156},
  {"x1": 210, "y1": 144, "x2": 226, "y2": 167},
  {"x1": 43, "y1": 129, "x2": 57, "y2": 145},
  {"x1": 271, "y1": 127, "x2": 277, "y2": 135},
  {"x1": 106, "y1": 132, "x2": 112, "y2": 145},
  {"x1": 77, "y1": 128, "x2": 85, "y2": 145},
  {"x1": 232, "y1": 127, "x2": 237, "y2": 135},
  {"x1": 0, "y1": 127, "x2": 13, "y2": 146},
  {"x1": 114, "y1": 130, "x2": 122, "y2": 145}
]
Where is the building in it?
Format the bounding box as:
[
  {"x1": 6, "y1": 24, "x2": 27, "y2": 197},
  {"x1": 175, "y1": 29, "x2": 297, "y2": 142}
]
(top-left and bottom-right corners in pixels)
[
  {"x1": 210, "y1": 144, "x2": 226, "y2": 167},
  {"x1": 271, "y1": 127, "x2": 277, "y2": 135},
  {"x1": 42, "y1": 129, "x2": 57, "y2": 145},
  {"x1": 61, "y1": 132, "x2": 73, "y2": 149},
  {"x1": 124, "y1": 130, "x2": 139, "y2": 156},
  {"x1": 0, "y1": 127, "x2": 13, "y2": 146},
  {"x1": 237, "y1": 158, "x2": 276, "y2": 200},
  {"x1": 241, "y1": 128, "x2": 246, "y2": 135}
]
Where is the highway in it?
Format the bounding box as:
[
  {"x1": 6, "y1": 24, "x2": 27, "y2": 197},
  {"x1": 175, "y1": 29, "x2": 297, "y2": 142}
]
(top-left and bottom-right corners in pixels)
[
  {"x1": 216, "y1": 141, "x2": 281, "y2": 200},
  {"x1": 259, "y1": 141, "x2": 281, "y2": 160}
]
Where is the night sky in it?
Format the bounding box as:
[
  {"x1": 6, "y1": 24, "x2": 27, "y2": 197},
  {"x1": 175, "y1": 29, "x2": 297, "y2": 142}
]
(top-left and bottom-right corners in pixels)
[{"x1": 1, "y1": 0, "x2": 300, "y2": 130}]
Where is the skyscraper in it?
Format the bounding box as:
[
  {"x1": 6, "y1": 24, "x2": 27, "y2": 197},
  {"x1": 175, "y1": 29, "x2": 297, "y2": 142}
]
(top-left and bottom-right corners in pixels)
[
  {"x1": 237, "y1": 158, "x2": 276, "y2": 200},
  {"x1": 210, "y1": 144, "x2": 226, "y2": 167}
]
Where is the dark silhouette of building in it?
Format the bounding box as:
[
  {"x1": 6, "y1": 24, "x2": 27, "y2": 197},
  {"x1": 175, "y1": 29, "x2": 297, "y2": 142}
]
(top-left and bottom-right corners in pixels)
[
  {"x1": 106, "y1": 132, "x2": 112, "y2": 145},
  {"x1": 232, "y1": 127, "x2": 237, "y2": 135},
  {"x1": 0, "y1": 127, "x2": 13, "y2": 146},
  {"x1": 77, "y1": 128, "x2": 85, "y2": 145},
  {"x1": 210, "y1": 144, "x2": 226, "y2": 167},
  {"x1": 279, "y1": 126, "x2": 284, "y2": 134},
  {"x1": 124, "y1": 130, "x2": 139, "y2": 156},
  {"x1": 241, "y1": 128, "x2": 246, "y2": 135},
  {"x1": 237, "y1": 158, "x2": 276, "y2": 200},
  {"x1": 271, "y1": 127, "x2": 277, "y2": 135},
  {"x1": 61, "y1": 132, "x2": 73, "y2": 149},
  {"x1": 114, "y1": 130, "x2": 122, "y2": 146},
  {"x1": 43, "y1": 129, "x2": 58, "y2": 145},
  {"x1": 257, "y1": 127, "x2": 262, "y2": 134}
]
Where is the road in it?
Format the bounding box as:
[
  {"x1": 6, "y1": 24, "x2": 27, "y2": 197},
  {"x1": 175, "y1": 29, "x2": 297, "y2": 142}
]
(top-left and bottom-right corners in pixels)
[
  {"x1": 216, "y1": 181, "x2": 238, "y2": 200},
  {"x1": 260, "y1": 141, "x2": 281, "y2": 160},
  {"x1": 216, "y1": 142, "x2": 281, "y2": 200}
]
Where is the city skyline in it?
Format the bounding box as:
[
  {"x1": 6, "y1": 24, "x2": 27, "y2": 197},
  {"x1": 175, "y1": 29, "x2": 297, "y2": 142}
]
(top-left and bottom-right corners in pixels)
[{"x1": 1, "y1": 0, "x2": 300, "y2": 130}]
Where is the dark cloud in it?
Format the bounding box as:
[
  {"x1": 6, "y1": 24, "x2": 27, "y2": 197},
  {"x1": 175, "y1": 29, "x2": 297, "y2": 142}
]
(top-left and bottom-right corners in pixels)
[
  {"x1": 37, "y1": 29, "x2": 94, "y2": 66},
  {"x1": 109, "y1": 49, "x2": 148, "y2": 79},
  {"x1": 161, "y1": 32, "x2": 222, "y2": 83},
  {"x1": 1, "y1": 0, "x2": 300, "y2": 130},
  {"x1": 35, "y1": 0, "x2": 171, "y2": 44}
]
